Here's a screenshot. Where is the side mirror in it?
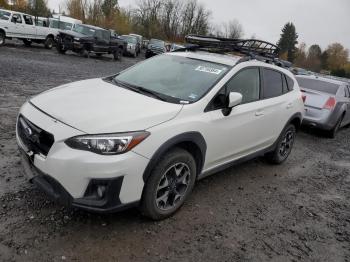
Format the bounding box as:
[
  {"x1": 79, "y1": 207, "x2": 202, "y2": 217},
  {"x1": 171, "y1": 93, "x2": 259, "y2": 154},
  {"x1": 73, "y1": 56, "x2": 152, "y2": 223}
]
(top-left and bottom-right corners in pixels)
[
  {"x1": 222, "y1": 92, "x2": 242, "y2": 116},
  {"x1": 228, "y1": 92, "x2": 242, "y2": 108}
]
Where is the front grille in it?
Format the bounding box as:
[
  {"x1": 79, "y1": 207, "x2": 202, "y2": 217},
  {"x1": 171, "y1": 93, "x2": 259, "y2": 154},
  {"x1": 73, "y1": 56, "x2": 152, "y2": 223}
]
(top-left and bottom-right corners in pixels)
[{"x1": 17, "y1": 115, "x2": 54, "y2": 156}]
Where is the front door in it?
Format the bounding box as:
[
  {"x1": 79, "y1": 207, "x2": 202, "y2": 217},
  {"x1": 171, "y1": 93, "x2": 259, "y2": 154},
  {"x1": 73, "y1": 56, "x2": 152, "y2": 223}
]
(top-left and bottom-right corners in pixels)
[{"x1": 204, "y1": 67, "x2": 269, "y2": 170}]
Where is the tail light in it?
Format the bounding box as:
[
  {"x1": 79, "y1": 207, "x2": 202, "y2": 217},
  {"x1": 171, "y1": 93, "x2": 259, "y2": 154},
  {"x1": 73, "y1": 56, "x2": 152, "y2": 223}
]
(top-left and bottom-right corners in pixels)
[
  {"x1": 301, "y1": 94, "x2": 306, "y2": 103},
  {"x1": 323, "y1": 97, "x2": 336, "y2": 110}
]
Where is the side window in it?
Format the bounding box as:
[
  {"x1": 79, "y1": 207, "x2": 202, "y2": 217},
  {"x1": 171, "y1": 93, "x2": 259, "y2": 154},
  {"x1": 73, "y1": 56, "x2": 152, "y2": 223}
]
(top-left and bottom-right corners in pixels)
[
  {"x1": 347, "y1": 86, "x2": 350, "y2": 98},
  {"x1": 262, "y1": 68, "x2": 283, "y2": 99},
  {"x1": 226, "y1": 68, "x2": 260, "y2": 104},
  {"x1": 345, "y1": 86, "x2": 350, "y2": 98},
  {"x1": 11, "y1": 14, "x2": 22, "y2": 23},
  {"x1": 285, "y1": 75, "x2": 294, "y2": 91},
  {"x1": 23, "y1": 15, "x2": 33, "y2": 25},
  {"x1": 95, "y1": 30, "x2": 103, "y2": 40}
]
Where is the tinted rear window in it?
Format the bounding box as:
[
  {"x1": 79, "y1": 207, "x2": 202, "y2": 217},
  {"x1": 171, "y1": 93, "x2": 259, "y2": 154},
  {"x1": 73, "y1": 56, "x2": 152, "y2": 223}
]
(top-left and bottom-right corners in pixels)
[{"x1": 296, "y1": 78, "x2": 339, "y2": 94}]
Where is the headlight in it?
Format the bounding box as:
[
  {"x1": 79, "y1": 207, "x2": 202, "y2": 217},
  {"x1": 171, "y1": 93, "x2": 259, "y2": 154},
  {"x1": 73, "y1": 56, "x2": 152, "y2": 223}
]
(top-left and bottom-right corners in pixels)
[
  {"x1": 74, "y1": 37, "x2": 80, "y2": 41},
  {"x1": 65, "y1": 131, "x2": 150, "y2": 155}
]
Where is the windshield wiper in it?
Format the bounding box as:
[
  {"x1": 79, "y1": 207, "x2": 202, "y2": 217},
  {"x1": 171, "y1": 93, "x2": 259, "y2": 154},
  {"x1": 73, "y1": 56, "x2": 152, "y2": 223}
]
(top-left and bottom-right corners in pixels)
[{"x1": 112, "y1": 79, "x2": 167, "y2": 102}]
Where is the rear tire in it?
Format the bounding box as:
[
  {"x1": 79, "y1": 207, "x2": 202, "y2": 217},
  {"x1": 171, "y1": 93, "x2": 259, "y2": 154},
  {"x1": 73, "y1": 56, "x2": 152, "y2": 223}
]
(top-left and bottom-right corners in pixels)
[
  {"x1": 265, "y1": 124, "x2": 296, "y2": 164},
  {"x1": 23, "y1": 39, "x2": 32, "y2": 47},
  {"x1": 141, "y1": 148, "x2": 196, "y2": 220},
  {"x1": 327, "y1": 115, "x2": 344, "y2": 138},
  {"x1": 44, "y1": 36, "x2": 54, "y2": 49},
  {"x1": 0, "y1": 31, "x2": 5, "y2": 46}
]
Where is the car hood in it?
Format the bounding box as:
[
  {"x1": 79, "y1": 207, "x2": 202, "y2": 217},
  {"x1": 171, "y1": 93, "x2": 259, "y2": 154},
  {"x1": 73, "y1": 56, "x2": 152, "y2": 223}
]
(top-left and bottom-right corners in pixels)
[
  {"x1": 59, "y1": 30, "x2": 89, "y2": 39},
  {"x1": 30, "y1": 78, "x2": 183, "y2": 134}
]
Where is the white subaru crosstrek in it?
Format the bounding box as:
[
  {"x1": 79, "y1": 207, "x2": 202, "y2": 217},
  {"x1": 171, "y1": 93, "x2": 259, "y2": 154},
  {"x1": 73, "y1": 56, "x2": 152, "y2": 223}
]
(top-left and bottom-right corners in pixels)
[{"x1": 17, "y1": 39, "x2": 304, "y2": 220}]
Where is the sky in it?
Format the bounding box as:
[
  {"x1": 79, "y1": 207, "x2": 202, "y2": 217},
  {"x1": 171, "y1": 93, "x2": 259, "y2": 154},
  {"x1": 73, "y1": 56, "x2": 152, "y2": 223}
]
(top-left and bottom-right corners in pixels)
[{"x1": 48, "y1": 0, "x2": 350, "y2": 50}]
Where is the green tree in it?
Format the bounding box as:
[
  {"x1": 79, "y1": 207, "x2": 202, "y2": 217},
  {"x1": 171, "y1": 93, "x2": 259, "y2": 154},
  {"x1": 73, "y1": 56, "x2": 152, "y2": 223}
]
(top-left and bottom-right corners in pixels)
[
  {"x1": 27, "y1": 0, "x2": 50, "y2": 17},
  {"x1": 326, "y1": 43, "x2": 349, "y2": 72},
  {"x1": 0, "y1": 0, "x2": 8, "y2": 8},
  {"x1": 101, "y1": 0, "x2": 118, "y2": 18},
  {"x1": 277, "y1": 22, "x2": 298, "y2": 62},
  {"x1": 306, "y1": 44, "x2": 322, "y2": 72}
]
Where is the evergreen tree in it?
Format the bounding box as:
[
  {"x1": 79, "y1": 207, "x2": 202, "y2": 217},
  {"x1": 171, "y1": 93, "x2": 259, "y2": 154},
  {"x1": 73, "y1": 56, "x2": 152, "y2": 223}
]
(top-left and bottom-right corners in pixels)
[
  {"x1": 27, "y1": 0, "x2": 50, "y2": 17},
  {"x1": 277, "y1": 22, "x2": 298, "y2": 62},
  {"x1": 102, "y1": 0, "x2": 118, "y2": 18},
  {"x1": 307, "y1": 44, "x2": 322, "y2": 72}
]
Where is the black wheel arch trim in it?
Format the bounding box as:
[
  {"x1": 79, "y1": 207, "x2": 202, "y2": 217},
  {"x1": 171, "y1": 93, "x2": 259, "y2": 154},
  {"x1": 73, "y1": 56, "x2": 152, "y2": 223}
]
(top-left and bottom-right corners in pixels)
[{"x1": 142, "y1": 132, "x2": 207, "y2": 182}]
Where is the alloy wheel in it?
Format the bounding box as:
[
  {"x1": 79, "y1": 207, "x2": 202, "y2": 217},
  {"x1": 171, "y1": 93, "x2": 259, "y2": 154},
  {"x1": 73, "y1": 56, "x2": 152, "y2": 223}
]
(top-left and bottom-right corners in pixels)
[
  {"x1": 156, "y1": 162, "x2": 191, "y2": 211},
  {"x1": 279, "y1": 130, "x2": 294, "y2": 158}
]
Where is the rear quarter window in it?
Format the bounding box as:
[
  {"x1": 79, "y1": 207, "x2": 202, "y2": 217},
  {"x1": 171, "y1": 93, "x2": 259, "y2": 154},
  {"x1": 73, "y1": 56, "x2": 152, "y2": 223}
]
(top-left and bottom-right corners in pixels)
[
  {"x1": 296, "y1": 78, "x2": 339, "y2": 95},
  {"x1": 285, "y1": 75, "x2": 295, "y2": 90}
]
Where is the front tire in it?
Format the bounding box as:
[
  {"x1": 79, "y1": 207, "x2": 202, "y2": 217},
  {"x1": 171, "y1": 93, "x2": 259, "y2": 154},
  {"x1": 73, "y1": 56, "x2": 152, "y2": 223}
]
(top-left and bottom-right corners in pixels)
[
  {"x1": 80, "y1": 48, "x2": 89, "y2": 58},
  {"x1": 113, "y1": 48, "x2": 122, "y2": 61},
  {"x1": 265, "y1": 124, "x2": 296, "y2": 164},
  {"x1": 141, "y1": 148, "x2": 196, "y2": 220}
]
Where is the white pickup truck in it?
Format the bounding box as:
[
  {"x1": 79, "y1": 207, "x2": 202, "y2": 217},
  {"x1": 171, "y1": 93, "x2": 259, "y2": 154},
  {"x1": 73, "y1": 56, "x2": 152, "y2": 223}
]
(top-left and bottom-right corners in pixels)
[{"x1": 0, "y1": 9, "x2": 81, "y2": 49}]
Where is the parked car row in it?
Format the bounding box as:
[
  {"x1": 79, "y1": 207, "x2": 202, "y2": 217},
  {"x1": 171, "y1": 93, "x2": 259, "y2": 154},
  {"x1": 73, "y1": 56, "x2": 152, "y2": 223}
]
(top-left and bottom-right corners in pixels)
[
  {"x1": 0, "y1": 8, "x2": 152, "y2": 61},
  {"x1": 0, "y1": 8, "x2": 82, "y2": 49}
]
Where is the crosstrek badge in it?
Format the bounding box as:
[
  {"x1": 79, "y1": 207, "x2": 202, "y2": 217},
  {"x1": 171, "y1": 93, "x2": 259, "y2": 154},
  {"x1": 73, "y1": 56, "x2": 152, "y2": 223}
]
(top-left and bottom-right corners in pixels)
[{"x1": 195, "y1": 65, "x2": 223, "y2": 75}]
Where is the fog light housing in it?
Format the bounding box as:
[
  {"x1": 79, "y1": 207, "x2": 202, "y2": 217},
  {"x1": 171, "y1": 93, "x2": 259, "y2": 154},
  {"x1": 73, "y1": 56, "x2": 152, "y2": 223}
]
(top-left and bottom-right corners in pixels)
[{"x1": 97, "y1": 185, "x2": 106, "y2": 198}]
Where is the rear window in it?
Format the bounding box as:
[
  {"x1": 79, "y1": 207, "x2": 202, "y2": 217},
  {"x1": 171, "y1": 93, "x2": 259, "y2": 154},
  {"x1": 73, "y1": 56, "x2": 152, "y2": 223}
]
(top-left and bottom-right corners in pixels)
[{"x1": 296, "y1": 78, "x2": 339, "y2": 94}]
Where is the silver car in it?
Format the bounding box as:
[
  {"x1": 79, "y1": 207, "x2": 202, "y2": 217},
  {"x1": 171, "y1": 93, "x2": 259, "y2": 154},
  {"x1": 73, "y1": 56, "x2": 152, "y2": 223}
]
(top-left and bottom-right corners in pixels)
[{"x1": 296, "y1": 75, "x2": 350, "y2": 137}]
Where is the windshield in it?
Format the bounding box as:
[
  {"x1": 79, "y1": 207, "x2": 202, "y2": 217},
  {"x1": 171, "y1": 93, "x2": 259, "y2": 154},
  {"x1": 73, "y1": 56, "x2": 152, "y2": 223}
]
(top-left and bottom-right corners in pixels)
[
  {"x1": 73, "y1": 24, "x2": 95, "y2": 36},
  {"x1": 296, "y1": 77, "x2": 339, "y2": 94},
  {"x1": 114, "y1": 54, "x2": 230, "y2": 103},
  {"x1": 122, "y1": 36, "x2": 137, "y2": 44},
  {"x1": 150, "y1": 39, "x2": 164, "y2": 47},
  {"x1": 50, "y1": 19, "x2": 72, "y2": 30},
  {"x1": 0, "y1": 10, "x2": 11, "y2": 20}
]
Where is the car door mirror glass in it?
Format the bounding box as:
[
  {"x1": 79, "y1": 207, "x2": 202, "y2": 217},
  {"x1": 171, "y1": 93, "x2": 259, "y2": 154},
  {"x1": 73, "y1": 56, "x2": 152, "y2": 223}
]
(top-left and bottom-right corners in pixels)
[{"x1": 228, "y1": 92, "x2": 242, "y2": 108}]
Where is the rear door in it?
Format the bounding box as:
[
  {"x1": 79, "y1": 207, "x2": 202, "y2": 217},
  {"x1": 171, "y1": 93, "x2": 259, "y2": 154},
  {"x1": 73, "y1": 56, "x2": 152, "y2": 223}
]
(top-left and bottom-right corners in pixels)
[
  {"x1": 22, "y1": 15, "x2": 37, "y2": 39},
  {"x1": 260, "y1": 67, "x2": 294, "y2": 142}
]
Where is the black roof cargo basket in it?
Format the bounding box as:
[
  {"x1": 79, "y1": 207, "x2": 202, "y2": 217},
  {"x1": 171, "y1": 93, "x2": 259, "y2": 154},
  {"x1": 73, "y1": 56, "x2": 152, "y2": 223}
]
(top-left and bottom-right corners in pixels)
[{"x1": 177, "y1": 35, "x2": 290, "y2": 68}]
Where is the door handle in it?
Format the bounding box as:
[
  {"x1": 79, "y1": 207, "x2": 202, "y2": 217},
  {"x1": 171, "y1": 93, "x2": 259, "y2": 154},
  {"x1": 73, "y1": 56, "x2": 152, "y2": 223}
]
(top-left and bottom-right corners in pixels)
[
  {"x1": 286, "y1": 103, "x2": 293, "y2": 109},
  {"x1": 255, "y1": 111, "x2": 264, "y2": 116}
]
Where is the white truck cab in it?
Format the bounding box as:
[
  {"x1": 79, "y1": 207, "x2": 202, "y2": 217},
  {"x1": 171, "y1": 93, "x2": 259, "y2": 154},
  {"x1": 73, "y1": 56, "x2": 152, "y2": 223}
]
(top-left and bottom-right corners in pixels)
[{"x1": 0, "y1": 9, "x2": 81, "y2": 49}]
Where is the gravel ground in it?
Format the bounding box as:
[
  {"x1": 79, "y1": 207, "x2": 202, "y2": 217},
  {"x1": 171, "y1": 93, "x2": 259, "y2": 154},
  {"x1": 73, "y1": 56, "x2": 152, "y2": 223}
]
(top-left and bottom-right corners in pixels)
[{"x1": 0, "y1": 42, "x2": 350, "y2": 262}]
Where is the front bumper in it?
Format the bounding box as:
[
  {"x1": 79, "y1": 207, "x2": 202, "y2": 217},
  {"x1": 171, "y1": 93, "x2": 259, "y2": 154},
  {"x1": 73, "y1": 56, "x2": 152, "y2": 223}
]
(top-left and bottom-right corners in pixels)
[{"x1": 16, "y1": 102, "x2": 149, "y2": 212}]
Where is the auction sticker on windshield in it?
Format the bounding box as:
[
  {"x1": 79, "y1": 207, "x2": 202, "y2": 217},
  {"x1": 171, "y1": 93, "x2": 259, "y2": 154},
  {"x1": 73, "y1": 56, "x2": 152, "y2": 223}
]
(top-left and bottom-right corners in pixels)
[{"x1": 195, "y1": 66, "x2": 223, "y2": 75}]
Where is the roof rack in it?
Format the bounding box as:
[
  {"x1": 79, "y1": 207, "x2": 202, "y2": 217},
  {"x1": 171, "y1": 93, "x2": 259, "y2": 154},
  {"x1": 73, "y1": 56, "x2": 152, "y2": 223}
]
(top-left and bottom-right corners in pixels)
[{"x1": 176, "y1": 35, "x2": 291, "y2": 68}]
